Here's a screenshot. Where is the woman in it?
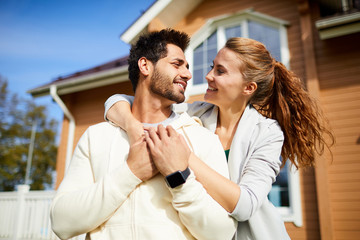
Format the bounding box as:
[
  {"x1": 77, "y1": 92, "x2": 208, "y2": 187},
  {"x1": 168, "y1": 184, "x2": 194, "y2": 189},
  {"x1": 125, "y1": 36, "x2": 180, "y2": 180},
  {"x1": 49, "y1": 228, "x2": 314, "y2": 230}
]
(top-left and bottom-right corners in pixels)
[{"x1": 104, "y1": 37, "x2": 334, "y2": 239}]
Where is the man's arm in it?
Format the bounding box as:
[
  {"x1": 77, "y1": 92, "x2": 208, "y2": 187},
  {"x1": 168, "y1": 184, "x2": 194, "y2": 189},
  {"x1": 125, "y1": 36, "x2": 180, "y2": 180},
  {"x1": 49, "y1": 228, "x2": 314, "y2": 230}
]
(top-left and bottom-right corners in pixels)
[{"x1": 50, "y1": 126, "x2": 147, "y2": 239}]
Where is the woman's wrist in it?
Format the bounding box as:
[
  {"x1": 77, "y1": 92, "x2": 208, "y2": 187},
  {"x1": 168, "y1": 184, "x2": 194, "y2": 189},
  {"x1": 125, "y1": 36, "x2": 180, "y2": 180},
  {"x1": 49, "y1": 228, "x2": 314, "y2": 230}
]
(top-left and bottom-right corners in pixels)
[{"x1": 127, "y1": 121, "x2": 145, "y2": 144}]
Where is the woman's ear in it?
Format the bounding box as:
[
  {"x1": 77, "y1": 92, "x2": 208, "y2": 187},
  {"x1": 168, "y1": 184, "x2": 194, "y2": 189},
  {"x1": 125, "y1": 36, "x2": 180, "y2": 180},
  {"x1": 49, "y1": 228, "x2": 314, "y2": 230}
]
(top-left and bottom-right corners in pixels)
[
  {"x1": 138, "y1": 57, "x2": 151, "y2": 77},
  {"x1": 244, "y1": 82, "x2": 257, "y2": 95}
]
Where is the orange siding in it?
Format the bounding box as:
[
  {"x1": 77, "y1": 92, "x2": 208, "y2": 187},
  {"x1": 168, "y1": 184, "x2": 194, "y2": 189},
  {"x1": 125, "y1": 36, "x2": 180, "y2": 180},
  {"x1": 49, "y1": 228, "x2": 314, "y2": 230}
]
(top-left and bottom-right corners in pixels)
[
  {"x1": 309, "y1": 1, "x2": 360, "y2": 237},
  {"x1": 321, "y1": 85, "x2": 360, "y2": 239},
  {"x1": 187, "y1": 93, "x2": 205, "y2": 103}
]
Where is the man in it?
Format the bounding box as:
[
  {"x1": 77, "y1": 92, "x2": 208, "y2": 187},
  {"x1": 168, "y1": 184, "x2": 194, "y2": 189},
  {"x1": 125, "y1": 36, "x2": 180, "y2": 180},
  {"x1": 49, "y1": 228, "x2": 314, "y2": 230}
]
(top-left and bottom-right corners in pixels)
[{"x1": 50, "y1": 29, "x2": 236, "y2": 240}]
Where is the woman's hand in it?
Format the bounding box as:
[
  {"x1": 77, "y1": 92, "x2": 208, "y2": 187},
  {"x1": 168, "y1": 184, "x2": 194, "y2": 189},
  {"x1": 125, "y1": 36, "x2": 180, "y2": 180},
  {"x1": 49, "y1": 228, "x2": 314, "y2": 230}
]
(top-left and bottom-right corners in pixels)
[{"x1": 145, "y1": 125, "x2": 191, "y2": 176}]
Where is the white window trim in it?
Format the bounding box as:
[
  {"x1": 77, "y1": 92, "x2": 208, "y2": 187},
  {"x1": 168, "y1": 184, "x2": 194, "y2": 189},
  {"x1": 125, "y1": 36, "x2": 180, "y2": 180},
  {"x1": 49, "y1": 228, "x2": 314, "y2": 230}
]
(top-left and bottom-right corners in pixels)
[{"x1": 185, "y1": 10, "x2": 302, "y2": 227}]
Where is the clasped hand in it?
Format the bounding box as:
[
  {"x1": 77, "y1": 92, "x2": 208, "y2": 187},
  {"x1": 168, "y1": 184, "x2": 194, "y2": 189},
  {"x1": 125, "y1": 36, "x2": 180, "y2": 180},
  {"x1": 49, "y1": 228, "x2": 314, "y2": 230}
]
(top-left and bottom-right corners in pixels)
[{"x1": 127, "y1": 125, "x2": 191, "y2": 181}]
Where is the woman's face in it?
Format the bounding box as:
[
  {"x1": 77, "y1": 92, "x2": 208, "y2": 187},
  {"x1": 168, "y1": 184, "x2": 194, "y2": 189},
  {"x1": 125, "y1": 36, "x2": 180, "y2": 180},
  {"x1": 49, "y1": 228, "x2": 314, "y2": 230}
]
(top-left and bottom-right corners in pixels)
[{"x1": 204, "y1": 47, "x2": 248, "y2": 109}]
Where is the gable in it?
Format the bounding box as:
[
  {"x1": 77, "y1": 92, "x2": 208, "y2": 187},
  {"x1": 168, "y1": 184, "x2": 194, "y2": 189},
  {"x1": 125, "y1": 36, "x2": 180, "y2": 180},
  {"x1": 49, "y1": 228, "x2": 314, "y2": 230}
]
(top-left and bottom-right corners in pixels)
[{"x1": 121, "y1": 0, "x2": 203, "y2": 44}]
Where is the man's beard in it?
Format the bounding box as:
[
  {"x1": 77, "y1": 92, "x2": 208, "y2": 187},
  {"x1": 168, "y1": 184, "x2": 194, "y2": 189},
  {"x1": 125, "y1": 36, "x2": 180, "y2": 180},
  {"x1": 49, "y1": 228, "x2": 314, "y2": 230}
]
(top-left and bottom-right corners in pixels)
[{"x1": 149, "y1": 68, "x2": 185, "y2": 103}]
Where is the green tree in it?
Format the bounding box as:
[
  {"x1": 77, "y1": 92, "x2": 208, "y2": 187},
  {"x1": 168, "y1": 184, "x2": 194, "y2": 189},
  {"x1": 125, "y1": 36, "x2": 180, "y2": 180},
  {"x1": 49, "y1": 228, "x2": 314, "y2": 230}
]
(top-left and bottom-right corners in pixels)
[{"x1": 0, "y1": 75, "x2": 58, "y2": 191}]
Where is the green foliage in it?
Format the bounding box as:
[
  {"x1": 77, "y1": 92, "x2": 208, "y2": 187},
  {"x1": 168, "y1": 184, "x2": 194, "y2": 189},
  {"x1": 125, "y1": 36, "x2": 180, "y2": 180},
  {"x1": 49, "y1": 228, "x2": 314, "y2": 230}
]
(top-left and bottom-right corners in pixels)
[{"x1": 0, "y1": 75, "x2": 58, "y2": 191}]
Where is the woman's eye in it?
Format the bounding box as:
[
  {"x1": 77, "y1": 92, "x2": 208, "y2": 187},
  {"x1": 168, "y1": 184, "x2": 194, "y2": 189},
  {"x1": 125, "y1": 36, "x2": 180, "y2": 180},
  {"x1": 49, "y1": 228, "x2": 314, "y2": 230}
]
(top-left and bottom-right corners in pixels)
[{"x1": 210, "y1": 64, "x2": 214, "y2": 69}]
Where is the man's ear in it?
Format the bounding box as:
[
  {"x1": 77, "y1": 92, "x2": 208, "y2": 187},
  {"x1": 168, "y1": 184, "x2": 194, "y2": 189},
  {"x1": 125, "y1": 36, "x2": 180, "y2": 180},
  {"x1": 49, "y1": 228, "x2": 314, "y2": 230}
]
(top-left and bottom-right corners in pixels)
[
  {"x1": 138, "y1": 57, "x2": 152, "y2": 77},
  {"x1": 244, "y1": 82, "x2": 257, "y2": 95}
]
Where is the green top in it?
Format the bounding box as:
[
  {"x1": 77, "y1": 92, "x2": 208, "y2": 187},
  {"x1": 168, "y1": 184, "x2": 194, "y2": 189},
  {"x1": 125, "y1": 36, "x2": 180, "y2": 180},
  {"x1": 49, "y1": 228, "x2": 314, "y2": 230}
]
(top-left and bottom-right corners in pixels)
[{"x1": 224, "y1": 149, "x2": 230, "y2": 161}]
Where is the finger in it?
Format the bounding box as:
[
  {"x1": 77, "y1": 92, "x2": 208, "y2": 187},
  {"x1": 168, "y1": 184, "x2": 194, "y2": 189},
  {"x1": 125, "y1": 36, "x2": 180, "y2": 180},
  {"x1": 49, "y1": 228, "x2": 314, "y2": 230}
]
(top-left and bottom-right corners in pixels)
[
  {"x1": 166, "y1": 125, "x2": 178, "y2": 137},
  {"x1": 144, "y1": 131, "x2": 155, "y2": 150},
  {"x1": 148, "y1": 127, "x2": 161, "y2": 145},
  {"x1": 157, "y1": 124, "x2": 169, "y2": 139}
]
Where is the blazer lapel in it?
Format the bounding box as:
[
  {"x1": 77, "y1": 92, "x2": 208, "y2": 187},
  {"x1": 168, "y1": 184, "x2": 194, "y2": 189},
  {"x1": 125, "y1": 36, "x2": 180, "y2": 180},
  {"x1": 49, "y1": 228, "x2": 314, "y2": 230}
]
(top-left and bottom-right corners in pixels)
[{"x1": 228, "y1": 105, "x2": 260, "y2": 183}]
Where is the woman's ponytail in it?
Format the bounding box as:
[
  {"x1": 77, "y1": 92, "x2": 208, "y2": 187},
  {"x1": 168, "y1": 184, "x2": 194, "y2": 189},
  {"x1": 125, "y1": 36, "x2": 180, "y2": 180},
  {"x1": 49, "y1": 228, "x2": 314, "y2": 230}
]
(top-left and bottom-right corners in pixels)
[{"x1": 263, "y1": 61, "x2": 334, "y2": 168}]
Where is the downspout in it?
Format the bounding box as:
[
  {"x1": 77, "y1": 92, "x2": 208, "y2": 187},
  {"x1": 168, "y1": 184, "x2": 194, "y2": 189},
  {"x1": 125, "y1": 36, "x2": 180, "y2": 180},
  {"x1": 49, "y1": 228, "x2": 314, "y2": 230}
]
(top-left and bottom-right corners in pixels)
[{"x1": 50, "y1": 85, "x2": 75, "y2": 172}]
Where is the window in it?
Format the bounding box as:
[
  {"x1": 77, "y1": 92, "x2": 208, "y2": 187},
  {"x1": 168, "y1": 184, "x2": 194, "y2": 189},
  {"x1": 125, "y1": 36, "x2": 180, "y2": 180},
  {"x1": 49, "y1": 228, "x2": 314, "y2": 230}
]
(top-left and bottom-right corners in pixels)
[
  {"x1": 315, "y1": 0, "x2": 360, "y2": 39},
  {"x1": 186, "y1": 10, "x2": 301, "y2": 226},
  {"x1": 317, "y1": 0, "x2": 360, "y2": 18},
  {"x1": 186, "y1": 10, "x2": 289, "y2": 96}
]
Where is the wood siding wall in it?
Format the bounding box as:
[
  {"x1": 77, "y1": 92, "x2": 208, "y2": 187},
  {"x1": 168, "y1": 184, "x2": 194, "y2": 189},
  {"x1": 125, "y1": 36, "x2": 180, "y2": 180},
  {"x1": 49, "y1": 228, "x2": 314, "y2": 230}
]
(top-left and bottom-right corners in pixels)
[
  {"x1": 310, "y1": 1, "x2": 360, "y2": 238},
  {"x1": 321, "y1": 85, "x2": 360, "y2": 239}
]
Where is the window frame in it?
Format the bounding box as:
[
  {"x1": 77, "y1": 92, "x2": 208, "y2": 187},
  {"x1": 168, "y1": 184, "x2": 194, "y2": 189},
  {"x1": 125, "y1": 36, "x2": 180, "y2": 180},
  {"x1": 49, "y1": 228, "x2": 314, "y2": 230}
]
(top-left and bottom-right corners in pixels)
[{"x1": 185, "y1": 9, "x2": 302, "y2": 227}]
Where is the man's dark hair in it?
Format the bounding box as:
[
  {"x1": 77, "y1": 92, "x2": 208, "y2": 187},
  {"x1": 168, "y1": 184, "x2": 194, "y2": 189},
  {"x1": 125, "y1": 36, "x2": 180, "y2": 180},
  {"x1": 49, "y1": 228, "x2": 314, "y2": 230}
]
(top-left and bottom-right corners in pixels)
[{"x1": 128, "y1": 28, "x2": 190, "y2": 92}]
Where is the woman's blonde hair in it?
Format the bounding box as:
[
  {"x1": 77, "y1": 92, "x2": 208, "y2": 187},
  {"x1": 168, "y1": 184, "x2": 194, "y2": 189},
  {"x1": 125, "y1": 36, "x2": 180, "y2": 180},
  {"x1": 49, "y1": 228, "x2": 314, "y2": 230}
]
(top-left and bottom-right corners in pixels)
[{"x1": 225, "y1": 37, "x2": 334, "y2": 168}]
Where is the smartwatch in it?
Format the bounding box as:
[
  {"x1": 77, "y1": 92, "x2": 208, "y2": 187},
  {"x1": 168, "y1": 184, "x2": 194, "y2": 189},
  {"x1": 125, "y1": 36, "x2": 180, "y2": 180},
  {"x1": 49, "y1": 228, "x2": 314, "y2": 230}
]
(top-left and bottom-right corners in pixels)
[{"x1": 165, "y1": 167, "x2": 190, "y2": 188}]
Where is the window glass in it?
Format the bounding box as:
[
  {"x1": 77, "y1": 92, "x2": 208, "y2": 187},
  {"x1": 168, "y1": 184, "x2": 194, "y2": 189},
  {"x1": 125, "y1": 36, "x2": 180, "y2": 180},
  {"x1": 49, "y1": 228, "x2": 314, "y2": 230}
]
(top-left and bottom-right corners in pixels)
[
  {"x1": 269, "y1": 160, "x2": 290, "y2": 207},
  {"x1": 248, "y1": 21, "x2": 281, "y2": 61},
  {"x1": 192, "y1": 31, "x2": 217, "y2": 85},
  {"x1": 225, "y1": 25, "x2": 242, "y2": 39}
]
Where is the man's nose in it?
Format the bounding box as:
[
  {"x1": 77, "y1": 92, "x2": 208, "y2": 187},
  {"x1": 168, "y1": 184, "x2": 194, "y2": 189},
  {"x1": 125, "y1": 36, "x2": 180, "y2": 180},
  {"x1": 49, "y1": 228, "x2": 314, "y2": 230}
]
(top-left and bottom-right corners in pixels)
[{"x1": 180, "y1": 67, "x2": 192, "y2": 81}]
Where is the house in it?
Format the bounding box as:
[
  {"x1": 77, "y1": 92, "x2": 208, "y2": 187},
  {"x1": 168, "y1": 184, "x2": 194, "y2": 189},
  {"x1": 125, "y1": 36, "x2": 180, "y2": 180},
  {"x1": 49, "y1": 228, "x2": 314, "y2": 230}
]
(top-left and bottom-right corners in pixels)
[{"x1": 28, "y1": 0, "x2": 360, "y2": 239}]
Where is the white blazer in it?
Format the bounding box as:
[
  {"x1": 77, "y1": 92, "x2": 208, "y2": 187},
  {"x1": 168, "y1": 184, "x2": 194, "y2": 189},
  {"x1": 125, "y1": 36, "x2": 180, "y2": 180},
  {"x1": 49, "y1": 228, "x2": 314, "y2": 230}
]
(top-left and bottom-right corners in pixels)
[{"x1": 175, "y1": 102, "x2": 291, "y2": 240}]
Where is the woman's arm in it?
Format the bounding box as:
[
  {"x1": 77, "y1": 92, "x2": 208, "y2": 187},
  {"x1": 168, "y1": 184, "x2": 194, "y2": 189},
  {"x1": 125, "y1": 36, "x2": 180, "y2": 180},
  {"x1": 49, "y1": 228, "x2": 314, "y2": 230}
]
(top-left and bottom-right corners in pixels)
[
  {"x1": 189, "y1": 154, "x2": 240, "y2": 213},
  {"x1": 104, "y1": 94, "x2": 216, "y2": 137},
  {"x1": 105, "y1": 95, "x2": 143, "y2": 145}
]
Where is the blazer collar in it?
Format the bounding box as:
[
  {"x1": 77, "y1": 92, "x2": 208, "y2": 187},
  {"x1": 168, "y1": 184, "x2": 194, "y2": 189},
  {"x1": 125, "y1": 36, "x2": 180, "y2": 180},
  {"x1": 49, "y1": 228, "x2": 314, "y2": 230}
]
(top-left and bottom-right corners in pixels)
[{"x1": 228, "y1": 104, "x2": 261, "y2": 182}]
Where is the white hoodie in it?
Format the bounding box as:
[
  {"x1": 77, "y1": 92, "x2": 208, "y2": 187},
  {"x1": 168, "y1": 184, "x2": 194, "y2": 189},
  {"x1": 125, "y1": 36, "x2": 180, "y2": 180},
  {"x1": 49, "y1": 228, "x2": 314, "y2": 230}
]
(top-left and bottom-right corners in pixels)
[{"x1": 50, "y1": 112, "x2": 237, "y2": 240}]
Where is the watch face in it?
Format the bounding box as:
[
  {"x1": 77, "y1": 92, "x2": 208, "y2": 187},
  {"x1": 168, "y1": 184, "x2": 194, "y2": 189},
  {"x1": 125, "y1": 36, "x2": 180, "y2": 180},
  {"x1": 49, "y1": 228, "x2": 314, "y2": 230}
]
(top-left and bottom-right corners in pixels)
[{"x1": 166, "y1": 171, "x2": 186, "y2": 188}]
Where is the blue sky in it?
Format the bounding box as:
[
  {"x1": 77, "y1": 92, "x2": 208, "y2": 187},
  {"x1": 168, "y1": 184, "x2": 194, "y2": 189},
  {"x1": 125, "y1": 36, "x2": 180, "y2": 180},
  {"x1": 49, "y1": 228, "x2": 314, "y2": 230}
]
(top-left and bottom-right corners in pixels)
[{"x1": 0, "y1": 0, "x2": 155, "y2": 132}]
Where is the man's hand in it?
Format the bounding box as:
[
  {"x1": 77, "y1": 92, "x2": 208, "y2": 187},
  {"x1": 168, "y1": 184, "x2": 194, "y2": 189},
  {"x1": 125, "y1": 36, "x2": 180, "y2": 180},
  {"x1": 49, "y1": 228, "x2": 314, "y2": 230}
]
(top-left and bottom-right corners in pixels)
[
  {"x1": 145, "y1": 125, "x2": 191, "y2": 176},
  {"x1": 127, "y1": 137, "x2": 158, "y2": 181}
]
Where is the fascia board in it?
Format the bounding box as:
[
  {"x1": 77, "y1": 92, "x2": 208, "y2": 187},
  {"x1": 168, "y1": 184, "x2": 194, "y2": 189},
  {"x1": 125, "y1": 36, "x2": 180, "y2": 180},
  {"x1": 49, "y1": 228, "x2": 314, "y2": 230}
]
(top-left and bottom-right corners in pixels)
[{"x1": 28, "y1": 65, "x2": 129, "y2": 97}]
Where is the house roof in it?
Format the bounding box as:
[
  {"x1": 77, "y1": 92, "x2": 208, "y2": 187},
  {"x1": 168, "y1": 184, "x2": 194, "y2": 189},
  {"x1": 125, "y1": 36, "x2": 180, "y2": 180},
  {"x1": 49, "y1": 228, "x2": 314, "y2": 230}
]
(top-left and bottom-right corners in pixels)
[
  {"x1": 29, "y1": 0, "x2": 203, "y2": 97},
  {"x1": 28, "y1": 56, "x2": 130, "y2": 97}
]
